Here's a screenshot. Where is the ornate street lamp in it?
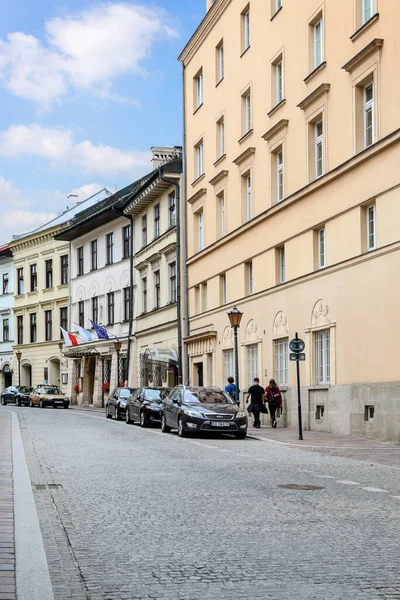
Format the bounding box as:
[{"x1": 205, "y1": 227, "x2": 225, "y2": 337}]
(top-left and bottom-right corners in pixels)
[
  {"x1": 113, "y1": 340, "x2": 122, "y2": 385},
  {"x1": 15, "y1": 350, "x2": 22, "y2": 387},
  {"x1": 227, "y1": 307, "x2": 243, "y2": 405}
]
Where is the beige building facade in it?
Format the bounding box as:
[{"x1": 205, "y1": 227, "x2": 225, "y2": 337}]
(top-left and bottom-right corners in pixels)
[{"x1": 179, "y1": 0, "x2": 400, "y2": 441}]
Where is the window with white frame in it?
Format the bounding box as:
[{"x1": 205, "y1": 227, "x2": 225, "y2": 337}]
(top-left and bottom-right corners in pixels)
[
  {"x1": 242, "y1": 8, "x2": 250, "y2": 52},
  {"x1": 243, "y1": 89, "x2": 251, "y2": 134},
  {"x1": 367, "y1": 204, "x2": 376, "y2": 251},
  {"x1": 154, "y1": 270, "x2": 160, "y2": 309},
  {"x1": 314, "y1": 19, "x2": 323, "y2": 69},
  {"x1": 274, "y1": 338, "x2": 288, "y2": 386},
  {"x1": 317, "y1": 228, "x2": 326, "y2": 269},
  {"x1": 223, "y1": 349, "x2": 234, "y2": 383},
  {"x1": 220, "y1": 273, "x2": 227, "y2": 305},
  {"x1": 196, "y1": 141, "x2": 204, "y2": 178},
  {"x1": 276, "y1": 60, "x2": 283, "y2": 105},
  {"x1": 217, "y1": 116, "x2": 225, "y2": 157},
  {"x1": 314, "y1": 329, "x2": 330, "y2": 385},
  {"x1": 168, "y1": 192, "x2": 176, "y2": 228},
  {"x1": 247, "y1": 344, "x2": 259, "y2": 387},
  {"x1": 219, "y1": 191, "x2": 225, "y2": 237},
  {"x1": 169, "y1": 262, "x2": 177, "y2": 303},
  {"x1": 154, "y1": 203, "x2": 160, "y2": 238},
  {"x1": 246, "y1": 174, "x2": 252, "y2": 221},
  {"x1": 276, "y1": 0, "x2": 282, "y2": 11},
  {"x1": 195, "y1": 70, "x2": 203, "y2": 109},
  {"x1": 364, "y1": 83, "x2": 374, "y2": 148},
  {"x1": 142, "y1": 277, "x2": 147, "y2": 313},
  {"x1": 198, "y1": 211, "x2": 204, "y2": 251},
  {"x1": 216, "y1": 41, "x2": 224, "y2": 82},
  {"x1": 142, "y1": 215, "x2": 147, "y2": 246},
  {"x1": 315, "y1": 121, "x2": 323, "y2": 178},
  {"x1": 277, "y1": 150, "x2": 284, "y2": 202},
  {"x1": 362, "y1": 0, "x2": 374, "y2": 24},
  {"x1": 246, "y1": 261, "x2": 253, "y2": 295},
  {"x1": 279, "y1": 247, "x2": 285, "y2": 283}
]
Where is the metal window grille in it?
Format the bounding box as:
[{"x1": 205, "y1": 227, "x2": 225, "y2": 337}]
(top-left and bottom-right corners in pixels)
[
  {"x1": 103, "y1": 359, "x2": 111, "y2": 384},
  {"x1": 223, "y1": 350, "x2": 234, "y2": 383},
  {"x1": 314, "y1": 329, "x2": 331, "y2": 385},
  {"x1": 247, "y1": 344, "x2": 258, "y2": 387},
  {"x1": 274, "y1": 338, "x2": 288, "y2": 386}
]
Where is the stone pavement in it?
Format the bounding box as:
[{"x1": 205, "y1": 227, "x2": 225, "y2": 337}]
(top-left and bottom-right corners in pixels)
[{"x1": 0, "y1": 413, "x2": 16, "y2": 600}]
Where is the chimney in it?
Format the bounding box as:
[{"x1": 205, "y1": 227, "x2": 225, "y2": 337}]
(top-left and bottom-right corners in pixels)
[{"x1": 151, "y1": 146, "x2": 182, "y2": 170}]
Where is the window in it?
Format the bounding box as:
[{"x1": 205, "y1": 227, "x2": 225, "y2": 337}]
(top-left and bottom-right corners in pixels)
[
  {"x1": 314, "y1": 19, "x2": 323, "y2": 69},
  {"x1": 45, "y1": 259, "x2": 53, "y2": 289},
  {"x1": 195, "y1": 70, "x2": 203, "y2": 109},
  {"x1": 77, "y1": 247, "x2": 84, "y2": 276},
  {"x1": 142, "y1": 215, "x2": 147, "y2": 246},
  {"x1": 276, "y1": 0, "x2": 282, "y2": 10},
  {"x1": 107, "y1": 292, "x2": 115, "y2": 325},
  {"x1": 194, "y1": 286, "x2": 200, "y2": 314},
  {"x1": 92, "y1": 297, "x2": 98, "y2": 323},
  {"x1": 245, "y1": 173, "x2": 252, "y2": 221},
  {"x1": 242, "y1": 90, "x2": 252, "y2": 134},
  {"x1": 216, "y1": 40, "x2": 224, "y2": 82},
  {"x1": 364, "y1": 83, "x2": 374, "y2": 148},
  {"x1": 169, "y1": 262, "x2": 177, "y2": 303},
  {"x1": 274, "y1": 338, "x2": 288, "y2": 386},
  {"x1": 17, "y1": 315, "x2": 23, "y2": 345},
  {"x1": 2, "y1": 319, "x2": 9, "y2": 342},
  {"x1": 154, "y1": 270, "x2": 161, "y2": 309},
  {"x1": 106, "y1": 233, "x2": 114, "y2": 265},
  {"x1": 318, "y1": 228, "x2": 326, "y2": 268},
  {"x1": 246, "y1": 261, "x2": 253, "y2": 295},
  {"x1": 362, "y1": 0, "x2": 374, "y2": 24},
  {"x1": 277, "y1": 150, "x2": 284, "y2": 202},
  {"x1": 223, "y1": 350, "x2": 234, "y2": 383},
  {"x1": 367, "y1": 204, "x2": 376, "y2": 251},
  {"x1": 275, "y1": 60, "x2": 283, "y2": 104},
  {"x1": 60, "y1": 255, "x2": 68, "y2": 285},
  {"x1": 220, "y1": 273, "x2": 227, "y2": 305},
  {"x1": 169, "y1": 192, "x2": 176, "y2": 228},
  {"x1": 17, "y1": 268, "x2": 23, "y2": 295},
  {"x1": 201, "y1": 282, "x2": 208, "y2": 312},
  {"x1": 315, "y1": 121, "x2": 324, "y2": 178},
  {"x1": 30, "y1": 264, "x2": 37, "y2": 292},
  {"x1": 78, "y1": 301, "x2": 84, "y2": 328},
  {"x1": 316, "y1": 405, "x2": 325, "y2": 420},
  {"x1": 195, "y1": 141, "x2": 204, "y2": 178},
  {"x1": 364, "y1": 405, "x2": 375, "y2": 421},
  {"x1": 198, "y1": 211, "x2": 204, "y2": 251},
  {"x1": 142, "y1": 278, "x2": 147, "y2": 313},
  {"x1": 30, "y1": 313, "x2": 37, "y2": 344},
  {"x1": 279, "y1": 247, "x2": 285, "y2": 283},
  {"x1": 242, "y1": 7, "x2": 250, "y2": 52},
  {"x1": 123, "y1": 287, "x2": 131, "y2": 322},
  {"x1": 314, "y1": 329, "x2": 330, "y2": 385},
  {"x1": 154, "y1": 204, "x2": 160, "y2": 238},
  {"x1": 2, "y1": 273, "x2": 9, "y2": 294},
  {"x1": 45, "y1": 310, "x2": 52, "y2": 341},
  {"x1": 217, "y1": 116, "x2": 225, "y2": 158},
  {"x1": 91, "y1": 240, "x2": 98, "y2": 270},
  {"x1": 247, "y1": 344, "x2": 258, "y2": 387},
  {"x1": 60, "y1": 307, "x2": 68, "y2": 333},
  {"x1": 217, "y1": 191, "x2": 225, "y2": 238},
  {"x1": 123, "y1": 226, "x2": 131, "y2": 259}
]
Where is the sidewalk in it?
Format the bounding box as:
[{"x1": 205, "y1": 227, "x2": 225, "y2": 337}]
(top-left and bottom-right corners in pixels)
[{"x1": 0, "y1": 413, "x2": 16, "y2": 600}]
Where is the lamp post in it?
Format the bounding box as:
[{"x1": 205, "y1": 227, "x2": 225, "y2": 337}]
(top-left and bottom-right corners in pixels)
[
  {"x1": 15, "y1": 350, "x2": 22, "y2": 386},
  {"x1": 114, "y1": 340, "x2": 122, "y2": 386},
  {"x1": 227, "y1": 307, "x2": 243, "y2": 405}
]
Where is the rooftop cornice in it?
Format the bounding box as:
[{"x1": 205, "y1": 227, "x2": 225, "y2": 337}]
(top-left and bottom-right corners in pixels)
[
  {"x1": 262, "y1": 119, "x2": 289, "y2": 142},
  {"x1": 178, "y1": 0, "x2": 232, "y2": 66},
  {"x1": 342, "y1": 38, "x2": 383, "y2": 72},
  {"x1": 9, "y1": 228, "x2": 65, "y2": 254},
  {"x1": 297, "y1": 83, "x2": 331, "y2": 110}
]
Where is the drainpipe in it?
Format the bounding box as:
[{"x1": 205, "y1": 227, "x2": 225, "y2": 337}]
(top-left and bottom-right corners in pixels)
[
  {"x1": 182, "y1": 63, "x2": 190, "y2": 385},
  {"x1": 160, "y1": 172, "x2": 183, "y2": 385}
]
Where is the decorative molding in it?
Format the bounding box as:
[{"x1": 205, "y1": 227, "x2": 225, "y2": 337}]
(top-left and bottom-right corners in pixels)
[
  {"x1": 350, "y1": 14, "x2": 379, "y2": 43},
  {"x1": 222, "y1": 326, "x2": 233, "y2": 348},
  {"x1": 342, "y1": 38, "x2": 383, "y2": 73},
  {"x1": 304, "y1": 61, "x2": 327, "y2": 84},
  {"x1": 262, "y1": 119, "x2": 289, "y2": 142},
  {"x1": 311, "y1": 299, "x2": 331, "y2": 328},
  {"x1": 209, "y1": 170, "x2": 228, "y2": 186},
  {"x1": 238, "y1": 129, "x2": 253, "y2": 145},
  {"x1": 187, "y1": 188, "x2": 207, "y2": 205},
  {"x1": 297, "y1": 83, "x2": 331, "y2": 110},
  {"x1": 273, "y1": 311, "x2": 289, "y2": 338},
  {"x1": 233, "y1": 147, "x2": 256, "y2": 166},
  {"x1": 267, "y1": 98, "x2": 286, "y2": 118},
  {"x1": 191, "y1": 173, "x2": 206, "y2": 187},
  {"x1": 245, "y1": 319, "x2": 260, "y2": 343},
  {"x1": 213, "y1": 154, "x2": 226, "y2": 168}
]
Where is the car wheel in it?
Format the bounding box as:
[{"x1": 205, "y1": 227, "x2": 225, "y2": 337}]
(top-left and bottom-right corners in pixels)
[
  {"x1": 114, "y1": 407, "x2": 120, "y2": 421},
  {"x1": 235, "y1": 431, "x2": 247, "y2": 439},
  {"x1": 64, "y1": 403, "x2": 69, "y2": 409},
  {"x1": 17, "y1": 400, "x2": 21, "y2": 407},
  {"x1": 161, "y1": 414, "x2": 171, "y2": 433},
  {"x1": 140, "y1": 410, "x2": 148, "y2": 428},
  {"x1": 1, "y1": 398, "x2": 6, "y2": 405},
  {"x1": 29, "y1": 399, "x2": 33, "y2": 407},
  {"x1": 106, "y1": 407, "x2": 112, "y2": 419},
  {"x1": 126, "y1": 409, "x2": 133, "y2": 424},
  {"x1": 178, "y1": 417, "x2": 188, "y2": 438},
  {"x1": 39, "y1": 399, "x2": 44, "y2": 409}
]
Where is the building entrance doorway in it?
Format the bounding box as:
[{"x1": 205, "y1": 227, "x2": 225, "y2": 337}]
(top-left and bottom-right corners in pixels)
[
  {"x1": 49, "y1": 358, "x2": 60, "y2": 386},
  {"x1": 194, "y1": 362, "x2": 204, "y2": 386},
  {"x1": 83, "y1": 357, "x2": 96, "y2": 405},
  {"x1": 21, "y1": 363, "x2": 32, "y2": 387}
]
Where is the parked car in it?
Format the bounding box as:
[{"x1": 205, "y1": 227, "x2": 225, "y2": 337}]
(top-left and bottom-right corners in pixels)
[
  {"x1": 161, "y1": 386, "x2": 248, "y2": 439},
  {"x1": 1, "y1": 386, "x2": 34, "y2": 406},
  {"x1": 30, "y1": 385, "x2": 70, "y2": 408},
  {"x1": 126, "y1": 387, "x2": 171, "y2": 427},
  {"x1": 106, "y1": 387, "x2": 136, "y2": 420}
]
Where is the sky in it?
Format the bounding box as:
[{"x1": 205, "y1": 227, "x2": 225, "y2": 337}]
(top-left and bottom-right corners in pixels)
[{"x1": 0, "y1": 0, "x2": 204, "y2": 244}]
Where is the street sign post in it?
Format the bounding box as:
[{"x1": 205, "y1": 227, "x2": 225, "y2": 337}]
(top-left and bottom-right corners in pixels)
[{"x1": 289, "y1": 332, "x2": 305, "y2": 441}]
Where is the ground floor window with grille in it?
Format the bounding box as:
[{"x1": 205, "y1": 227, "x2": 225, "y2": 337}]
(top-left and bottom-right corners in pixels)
[
  {"x1": 314, "y1": 329, "x2": 330, "y2": 385},
  {"x1": 223, "y1": 350, "x2": 234, "y2": 385},
  {"x1": 247, "y1": 344, "x2": 259, "y2": 388},
  {"x1": 274, "y1": 338, "x2": 288, "y2": 386}
]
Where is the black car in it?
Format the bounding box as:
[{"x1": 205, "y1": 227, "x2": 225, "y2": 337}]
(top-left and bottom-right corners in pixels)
[
  {"x1": 1, "y1": 386, "x2": 34, "y2": 406},
  {"x1": 126, "y1": 387, "x2": 171, "y2": 427},
  {"x1": 161, "y1": 386, "x2": 248, "y2": 439},
  {"x1": 106, "y1": 387, "x2": 136, "y2": 420}
]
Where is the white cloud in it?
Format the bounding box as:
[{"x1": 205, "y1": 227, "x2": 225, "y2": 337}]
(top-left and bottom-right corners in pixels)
[
  {"x1": 0, "y1": 3, "x2": 178, "y2": 107},
  {"x1": 2, "y1": 210, "x2": 57, "y2": 233},
  {"x1": 0, "y1": 123, "x2": 151, "y2": 176}
]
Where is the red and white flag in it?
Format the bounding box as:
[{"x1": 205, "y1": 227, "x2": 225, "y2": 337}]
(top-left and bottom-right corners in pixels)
[{"x1": 60, "y1": 327, "x2": 79, "y2": 347}]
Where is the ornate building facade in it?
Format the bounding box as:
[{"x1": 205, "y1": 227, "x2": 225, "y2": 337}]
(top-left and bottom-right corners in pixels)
[{"x1": 0, "y1": 245, "x2": 14, "y2": 389}]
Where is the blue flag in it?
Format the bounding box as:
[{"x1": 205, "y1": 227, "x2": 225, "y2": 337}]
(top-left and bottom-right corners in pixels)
[{"x1": 89, "y1": 320, "x2": 110, "y2": 340}]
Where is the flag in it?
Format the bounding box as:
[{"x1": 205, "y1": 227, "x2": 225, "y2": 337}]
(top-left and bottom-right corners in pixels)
[
  {"x1": 60, "y1": 327, "x2": 79, "y2": 347},
  {"x1": 89, "y1": 320, "x2": 110, "y2": 340},
  {"x1": 74, "y1": 323, "x2": 93, "y2": 343}
]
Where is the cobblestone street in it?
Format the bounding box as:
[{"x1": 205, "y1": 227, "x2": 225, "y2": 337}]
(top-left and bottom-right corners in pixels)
[{"x1": 3, "y1": 406, "x2": 400, "y2": 600}]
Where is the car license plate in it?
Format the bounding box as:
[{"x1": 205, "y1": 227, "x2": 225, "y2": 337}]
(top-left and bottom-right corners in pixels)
[{"x1": 211, "y1": 422, "x2": 230, "y2": 427}]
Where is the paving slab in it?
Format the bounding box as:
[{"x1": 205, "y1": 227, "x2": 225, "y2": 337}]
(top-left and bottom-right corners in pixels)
[{"x1": 0, "y1": 414, "x2": 15, "y2": 600}]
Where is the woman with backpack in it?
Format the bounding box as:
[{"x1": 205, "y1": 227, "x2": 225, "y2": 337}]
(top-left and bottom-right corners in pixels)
[{"x1": 265, "y1": 379, "x2": 282, "y2": 428}]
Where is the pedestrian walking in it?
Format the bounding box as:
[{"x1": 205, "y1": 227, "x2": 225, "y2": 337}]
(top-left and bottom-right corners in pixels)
[
  {"x1": 225, "y1": 377, "x2": 240, "y2": 404},
  {"x1": 265, "y1": 379, "x2": 282, "y2": 428},
  {"x1": 246, "y1": 377, "x2": 268, "y2": 428}
]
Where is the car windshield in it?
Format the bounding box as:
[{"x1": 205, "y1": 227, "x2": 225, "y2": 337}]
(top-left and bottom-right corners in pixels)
[
  {"x1": 144, "y1": 389, "x2": 170, "y2": 401},
  {"x1": 19, "y1": 386, "x2": 33, "y2": 393},
  {"x1": 38, "y1": 387, "x2": 63, "y2": 395},
  {"x1": 119, "y1": 388, "x2": 135, "y2": 398},
  {"x1": 183, "y1": 389, "x2": 235, "y2": 405}
]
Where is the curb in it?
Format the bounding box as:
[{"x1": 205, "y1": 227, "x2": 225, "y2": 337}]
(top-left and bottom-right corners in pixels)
[{"x1": 246, "y1": 432, "x2": 400, "y2": 450}]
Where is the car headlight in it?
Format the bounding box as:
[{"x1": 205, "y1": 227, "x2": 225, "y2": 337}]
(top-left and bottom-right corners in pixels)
[
  {"x1": 236, "y1": 412, "x2": 246, "y2": 419},
  {"x1": 184, "y1": 409, "x2": 201, "y2": 418},
  {"x1": 147, "y1": 404, "x2": 161, "y2": 411}
]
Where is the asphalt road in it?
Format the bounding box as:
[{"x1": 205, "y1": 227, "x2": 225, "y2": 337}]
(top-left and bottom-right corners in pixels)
[{"x1": 7, "y1": 405, "x2": 400, "y2": 600}]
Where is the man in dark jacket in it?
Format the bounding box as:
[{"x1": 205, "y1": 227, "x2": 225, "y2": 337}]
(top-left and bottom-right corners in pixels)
[{"x1": 246, "y1": 377, "x2": 267, "y2": 428}]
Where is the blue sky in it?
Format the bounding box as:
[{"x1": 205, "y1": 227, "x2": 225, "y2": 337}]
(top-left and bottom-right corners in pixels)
[{"x1": 0, "y1": 0, "x2": 204, "y2": 242}]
